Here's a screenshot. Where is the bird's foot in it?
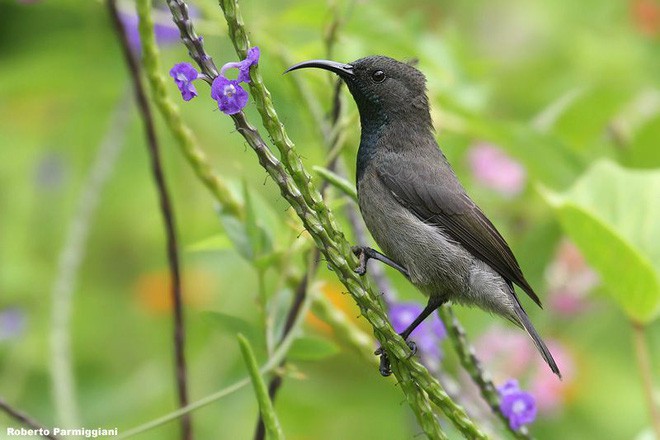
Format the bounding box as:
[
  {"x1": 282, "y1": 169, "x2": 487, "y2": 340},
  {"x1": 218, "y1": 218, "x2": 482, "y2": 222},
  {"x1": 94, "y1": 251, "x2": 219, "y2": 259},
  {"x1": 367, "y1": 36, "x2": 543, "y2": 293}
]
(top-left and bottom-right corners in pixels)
[
  {"x1": 352, "y1": 246, "x2": 368, "y2": 276},
  {"x1": 374, "y1": 339, "x2": 417, "y2": 377},
  {"x1": 404, "y1": 340, "x2": 417, "y2": 358},
  {"x1": 351, "y1": 246, "x2": 410, "y2": 279},
  {"x1": 375, "y1": 348, "x2": 392, "y2": 376}
]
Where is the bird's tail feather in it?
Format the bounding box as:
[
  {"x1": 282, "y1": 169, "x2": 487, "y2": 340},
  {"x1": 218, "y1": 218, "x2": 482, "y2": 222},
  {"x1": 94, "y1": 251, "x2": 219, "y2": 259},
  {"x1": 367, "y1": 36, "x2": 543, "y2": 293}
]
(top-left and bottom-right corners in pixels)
[{"x1": 512, "y1": 302, "x2": 562, "y2": 379}]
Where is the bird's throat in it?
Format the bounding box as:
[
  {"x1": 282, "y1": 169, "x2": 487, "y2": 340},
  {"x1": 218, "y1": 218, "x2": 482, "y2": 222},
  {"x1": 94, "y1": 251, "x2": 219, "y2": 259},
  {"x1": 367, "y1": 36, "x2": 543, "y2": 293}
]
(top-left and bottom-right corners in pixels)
[{"x1": 356, "y1": 109, "x2": 387, "y2": 183}]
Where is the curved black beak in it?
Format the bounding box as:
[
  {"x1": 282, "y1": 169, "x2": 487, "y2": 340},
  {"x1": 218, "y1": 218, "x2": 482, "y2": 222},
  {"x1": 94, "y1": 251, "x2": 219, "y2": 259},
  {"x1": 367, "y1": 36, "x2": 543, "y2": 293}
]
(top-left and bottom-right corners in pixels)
[{"x1": 284, "y1": 59, "x2": 354, "y2": 77}]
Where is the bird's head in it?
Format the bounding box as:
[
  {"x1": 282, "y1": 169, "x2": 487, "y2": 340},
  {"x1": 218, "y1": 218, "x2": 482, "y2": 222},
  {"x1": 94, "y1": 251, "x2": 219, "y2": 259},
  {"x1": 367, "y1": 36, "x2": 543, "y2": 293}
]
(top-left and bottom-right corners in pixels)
[{"x1": 286, "y1": 55, "x2": 431, "y2": 128}]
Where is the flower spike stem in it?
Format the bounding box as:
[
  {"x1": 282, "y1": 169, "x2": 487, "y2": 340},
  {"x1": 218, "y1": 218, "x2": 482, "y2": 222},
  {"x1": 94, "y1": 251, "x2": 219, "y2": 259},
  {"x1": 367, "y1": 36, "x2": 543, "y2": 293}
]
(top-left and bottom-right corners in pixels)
[
  {"x1": 137, "y1": 0, "x2": 244, "y2": 219},
  {"x1": 165, "y1": 0, "x2": 218, "y2": 77},
  {"x1": 438, "y1": 305, "x2": 533, "y2": 439}
]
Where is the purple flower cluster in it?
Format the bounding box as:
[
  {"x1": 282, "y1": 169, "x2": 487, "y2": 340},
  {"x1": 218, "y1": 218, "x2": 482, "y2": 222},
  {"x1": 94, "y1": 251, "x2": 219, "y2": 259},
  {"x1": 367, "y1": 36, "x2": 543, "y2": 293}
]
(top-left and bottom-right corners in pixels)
[
  {"x1": 388, "y1": 302, "x2": 446, "y2": 372},
  {"x1": 169, "y1": 47, "x2": 260, "y2": 115},
  {"x1": 498, "y1": 379, "x2": 537, "y2": 430}
]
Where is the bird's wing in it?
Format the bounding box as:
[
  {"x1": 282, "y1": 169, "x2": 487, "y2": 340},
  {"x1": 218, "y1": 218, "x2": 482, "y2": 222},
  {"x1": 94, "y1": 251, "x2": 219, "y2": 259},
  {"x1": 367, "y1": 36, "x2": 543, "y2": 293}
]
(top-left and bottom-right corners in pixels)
[{"x1": 377, "y1": 149, "x2": 542, "y2": 307}]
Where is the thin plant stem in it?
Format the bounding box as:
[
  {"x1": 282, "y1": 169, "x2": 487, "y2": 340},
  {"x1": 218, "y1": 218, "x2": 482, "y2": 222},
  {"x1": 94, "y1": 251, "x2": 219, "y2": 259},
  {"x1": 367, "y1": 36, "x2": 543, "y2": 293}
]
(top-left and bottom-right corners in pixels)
[
  {"x1": 49, "y1": 88, "x2": 131, "y2": 430},
  {"x1": 118, "y1": 275, "x2": 315, "y2": 439},
  {"x1": 238, "y1": 334, "x2": 285, "y2": 440},
  {"x1": 0, "y1": 398, "x2": 60, "y2": 440},
  {"x1": 107, "y1": 1, "x2": 191, "y2": 439},
  {"x1": 438, "y1": 305, "x2": 532, "y2": 440},
  {"x1": 254, "y1": 251, "x2": 319, "y2": 440},
  {"x1": 632, "y1": 321, "x2": 660, "y2": 439},
  {"x1": 310, "y1": 294, "x2": 377, "y2": 365},
  {"x1": 257, "y1": 268, "x2": 274, "y2": 356}
]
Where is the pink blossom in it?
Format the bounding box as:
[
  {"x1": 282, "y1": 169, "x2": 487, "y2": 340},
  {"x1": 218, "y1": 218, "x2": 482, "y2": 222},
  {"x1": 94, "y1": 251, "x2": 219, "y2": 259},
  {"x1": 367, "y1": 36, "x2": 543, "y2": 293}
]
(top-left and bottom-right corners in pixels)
[
  {"x1": 467, "y1": 143, "x2": 526, "y2": 196},
  {"x1": 546, "y1": 239, "x2": 599, "y2": 315}
]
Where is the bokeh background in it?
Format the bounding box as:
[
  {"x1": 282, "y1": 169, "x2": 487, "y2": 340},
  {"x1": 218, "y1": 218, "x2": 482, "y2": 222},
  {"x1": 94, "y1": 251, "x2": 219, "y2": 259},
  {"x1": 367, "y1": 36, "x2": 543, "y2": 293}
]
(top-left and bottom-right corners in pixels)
[{"x1": 1, "y1": 0, "x2": 659, "y2": 439}]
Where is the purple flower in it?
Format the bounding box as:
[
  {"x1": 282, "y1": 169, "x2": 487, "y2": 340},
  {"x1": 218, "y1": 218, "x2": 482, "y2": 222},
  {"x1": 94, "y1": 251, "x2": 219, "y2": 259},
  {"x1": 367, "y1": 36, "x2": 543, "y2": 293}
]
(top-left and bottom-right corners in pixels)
[
  {"x1": 238, "y1": 46, "x2": 260, "y2": 82},
  {"x1": 0, "y1": 308, "x2": 26, "y2": 341},
  {"x1": 211, "y1": 76, "x2": 249, "y2": 115},
  {"x1": 475, "y1": 326, "x2": 575, "y2": 416},
  {"x1": 467, "y1": 143, "x2": 526, "y2": 197},
  {"x1": 220, "y1": 46, "x2": 260, "y2": 83},
  {"x1": 170, "y1": 63, "x2": 199, "y2": 101},
  {"x1": 498, "y1": 379, "x2": 537, "y2": 430},
  {"x1": 389, "y1": 302, "x2": 446, "y2": 372}
]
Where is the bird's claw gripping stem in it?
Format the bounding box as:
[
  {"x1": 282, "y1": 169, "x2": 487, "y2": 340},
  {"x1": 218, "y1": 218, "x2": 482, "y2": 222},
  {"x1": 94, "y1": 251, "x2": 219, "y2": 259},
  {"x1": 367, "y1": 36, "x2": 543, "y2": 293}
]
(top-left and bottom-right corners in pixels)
[
  {"x1": 352, "y1": 246, "x2": 410, "y2": 279},
  {"x1": 374, "y1": 339, "x2": 417, "y2": 377}
]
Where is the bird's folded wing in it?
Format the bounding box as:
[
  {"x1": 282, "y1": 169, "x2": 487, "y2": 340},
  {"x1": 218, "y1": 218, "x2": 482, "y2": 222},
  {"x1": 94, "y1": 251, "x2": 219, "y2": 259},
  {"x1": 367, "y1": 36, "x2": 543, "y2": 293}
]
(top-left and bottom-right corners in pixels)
[{"x1": 377, "y1": 154, "x2": 542, "y2": 308}]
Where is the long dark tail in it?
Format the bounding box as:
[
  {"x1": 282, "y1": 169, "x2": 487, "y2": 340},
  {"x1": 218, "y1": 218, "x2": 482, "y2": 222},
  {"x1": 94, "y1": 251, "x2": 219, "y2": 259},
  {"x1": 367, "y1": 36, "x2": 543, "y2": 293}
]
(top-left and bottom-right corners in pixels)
[{"x1": 512, "y1": 301, "x2": 562, "y2": 378}]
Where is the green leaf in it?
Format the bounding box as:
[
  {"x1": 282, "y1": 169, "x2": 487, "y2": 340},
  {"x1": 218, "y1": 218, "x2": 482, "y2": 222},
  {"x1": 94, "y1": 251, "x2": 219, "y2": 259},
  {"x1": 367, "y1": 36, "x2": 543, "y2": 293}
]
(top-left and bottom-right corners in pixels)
[
  {"x1": 540, "y1": 160, "x2": 660, "y2": 323},
  {"x1": 203, "y1": 311, "x2": 261, "y2": 345},
  {"x1": 243, "y1": 180, "x2": 266, "y2": 259},
  {"x1": 186, "y1": 233, "x2": 234, "y2": 252},
  {"x1": 218, "y1": 214, "x2": 254, "y2": 261},
  {"x1": 552, "y1": 86, "x2": 630, "y2": 151},
  {"x1": 623, "y1": 115, "x2": 660, "y2": 169},
  {"x1": 287, "y1": 335, "x2": 340, "y2": 361}
]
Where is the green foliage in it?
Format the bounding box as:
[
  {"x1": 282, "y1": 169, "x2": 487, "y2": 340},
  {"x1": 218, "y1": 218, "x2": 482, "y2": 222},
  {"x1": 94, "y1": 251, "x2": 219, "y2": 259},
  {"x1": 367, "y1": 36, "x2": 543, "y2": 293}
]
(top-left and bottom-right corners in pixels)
[
  {"x1": 542, "y1": 161, "x2": 660, "y2": 323},
  {"x1": 287, "y1": 335, "x2": 340, "y2": 361},
  {"x1": 204, "y1": 311, "x2": 261, "y2": 346}
]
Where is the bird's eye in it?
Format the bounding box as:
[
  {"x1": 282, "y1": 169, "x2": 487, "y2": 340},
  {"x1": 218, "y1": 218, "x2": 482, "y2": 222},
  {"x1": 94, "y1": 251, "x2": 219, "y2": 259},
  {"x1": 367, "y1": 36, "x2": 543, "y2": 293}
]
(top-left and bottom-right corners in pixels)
[{"x1": 371, "y1": 70, "x2": 386, "y2": 83}]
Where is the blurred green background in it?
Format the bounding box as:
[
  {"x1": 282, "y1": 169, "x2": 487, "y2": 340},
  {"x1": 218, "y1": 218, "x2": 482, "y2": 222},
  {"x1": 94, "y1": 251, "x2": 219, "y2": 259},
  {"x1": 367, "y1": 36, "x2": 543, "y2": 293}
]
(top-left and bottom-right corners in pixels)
[{"x1": 1, "y1": 0, "x2": 659, "y2": 439}]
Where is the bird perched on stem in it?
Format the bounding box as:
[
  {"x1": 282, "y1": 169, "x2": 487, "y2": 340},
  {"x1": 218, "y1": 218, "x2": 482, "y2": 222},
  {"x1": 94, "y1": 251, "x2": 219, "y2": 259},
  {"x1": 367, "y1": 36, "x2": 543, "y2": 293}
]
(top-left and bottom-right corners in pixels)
[{"x1": 286, "y1": 56, "x2": 560, "y2": 378}]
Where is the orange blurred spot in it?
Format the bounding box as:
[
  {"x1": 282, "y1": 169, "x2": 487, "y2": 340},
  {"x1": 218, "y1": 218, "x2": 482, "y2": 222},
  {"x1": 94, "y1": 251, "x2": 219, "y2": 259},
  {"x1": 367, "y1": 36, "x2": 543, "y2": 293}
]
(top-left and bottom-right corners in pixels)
[
  {"x1": 632, "y1": 0, "x2": 660, "y2": 37},
  {"x1": 306, "y1": 281, "x2": 367, "y2": 335},
  {"x1": 135, "y1": 268, "x2": 215, "y2": 314}
]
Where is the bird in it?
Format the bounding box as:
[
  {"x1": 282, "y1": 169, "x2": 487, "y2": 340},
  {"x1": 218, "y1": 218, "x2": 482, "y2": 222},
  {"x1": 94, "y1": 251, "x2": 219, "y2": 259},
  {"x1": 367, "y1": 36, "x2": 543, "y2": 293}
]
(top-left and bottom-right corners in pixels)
[{"x1": 286, "y1": 56, "x2": 561, "y2": 378}]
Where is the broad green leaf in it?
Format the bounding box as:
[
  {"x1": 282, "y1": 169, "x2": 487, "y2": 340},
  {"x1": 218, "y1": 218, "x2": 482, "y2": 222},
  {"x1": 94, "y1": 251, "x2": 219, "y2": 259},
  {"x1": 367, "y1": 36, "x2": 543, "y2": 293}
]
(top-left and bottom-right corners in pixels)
[
  {"x1": 552, "y1": 86, "x2": 630, "y2": 151},
  {"x1": 541, "y1": 160, "x2": 660, "y2": 323},
  {"x1": 287, "y1": 335, "x2": 340, "y2": 361},
  {"x1": 623, "y1": 115, "x2": 660, "y2": 169}
]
